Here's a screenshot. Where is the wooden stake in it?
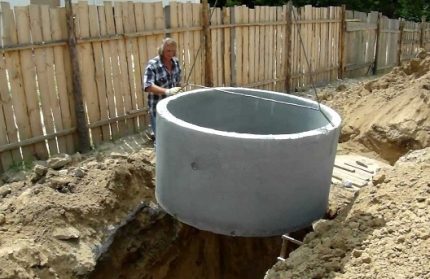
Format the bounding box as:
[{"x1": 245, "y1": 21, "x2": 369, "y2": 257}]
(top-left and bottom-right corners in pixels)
[
  {"x1": 373, "y1": 12, "x2": 382, "y2": 75},
  {"x1": 202, "y1": 0, "x2": 213, "y2": 87},
  {"x1": 65, "y1": 0, "x2": 91, "y2": 153},
  {"x1": 338, "y1": 5, "x2": 346, "y2": 79},
  {"x1": 397, "y1": 19, "x2": 404, "y2": 66},
  {"x1": 284, "y1": 2, "x2": 292, "y2": 92}
]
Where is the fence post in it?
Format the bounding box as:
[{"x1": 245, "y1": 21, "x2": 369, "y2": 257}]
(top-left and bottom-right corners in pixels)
[
  {"x1": 420, "y1": 16, "x2": 426, "y2": 48},
  {"x1": 202, "y1": 0, "x2": 213, "y2": 87},
  {"x1": 338, "y1": 5, "x2": 346, "y2": 79},
  {"x1": 65, "y1": 0, "x2": 91, "y2": 153},
  {"x1": 284, "y1": 1, "x2": 292, "y2": 92},
  {"x1": 372, "y1": 12, "x2": 382, "y2": 75},
  {"x1": 397, "y1": 19, "x2": 404, "y2": 66}
]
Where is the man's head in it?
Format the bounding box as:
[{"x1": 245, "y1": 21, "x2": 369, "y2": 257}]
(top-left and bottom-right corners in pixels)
[{"x1": 158, "y1": 37, "x2": 177, "y2": 60}]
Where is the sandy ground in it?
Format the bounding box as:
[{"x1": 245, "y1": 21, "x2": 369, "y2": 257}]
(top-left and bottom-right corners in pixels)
[{"x1": 0, "y1": 50, "x2": 429, "y2": 278}]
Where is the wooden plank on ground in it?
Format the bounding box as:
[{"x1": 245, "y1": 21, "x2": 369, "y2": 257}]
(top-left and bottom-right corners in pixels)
[
  {"x1": 14, "y1": 5, "x2": 48, "y2": 160},
  {"x1": 77, "y1": 2, "x2": 102, "y2": 145},
  {"x1": 50, "y1": 7, "x2": 75, "y2": 154}
]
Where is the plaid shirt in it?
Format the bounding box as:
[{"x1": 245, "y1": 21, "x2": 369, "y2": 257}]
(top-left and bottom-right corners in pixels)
[{"x1": 143, "y1": 56, "x2": 181, "y2": 114}]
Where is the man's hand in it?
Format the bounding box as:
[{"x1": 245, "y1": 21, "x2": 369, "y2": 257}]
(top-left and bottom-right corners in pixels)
[{"x1": 165, "y1": 87, "x2": 182, "y2": 96}]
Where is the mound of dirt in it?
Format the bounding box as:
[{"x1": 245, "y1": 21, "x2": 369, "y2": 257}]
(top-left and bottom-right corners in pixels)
[
  {"x1": 323, "y1": 49, "x2": 430, "y2": 164},
  {"x1": 265, "y1": 147, "x2": 430, "y2": 279},
  {"x1": 0, "y1": 145, "x2": 158, "y2": 278}
]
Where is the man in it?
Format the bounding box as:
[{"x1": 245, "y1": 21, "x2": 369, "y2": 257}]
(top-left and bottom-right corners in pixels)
[{"x1": 143, "y1": 37, "x2": 182, "y2": 141}]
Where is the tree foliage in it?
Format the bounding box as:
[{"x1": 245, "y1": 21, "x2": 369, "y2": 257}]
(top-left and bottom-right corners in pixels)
[{"x1": 209, "y1": 0, "x2": 429, "y2": 22}]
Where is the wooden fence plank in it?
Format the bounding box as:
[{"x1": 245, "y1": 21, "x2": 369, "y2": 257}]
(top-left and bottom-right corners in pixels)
[
  {"x1": 14, "y1": 5, "x2": 48, "y2": 160},
  {"x1": 77, "y1": 2, "x2": 103, "y2": 145},
  {"x1": 131, "y1": 3, "x2": 146, "y2": 129},
  {"x1": 248, "y1": 7, "x2": 255, "y2": 87},
  {"x1": 191, "y1": 3, "x2": 203, "y2": 87},
  {"x1": 104, "y1": 2, "x2": 127, "y2": 136},
  {"x1": 242, "y1": 6, "x2": 249, "y2": 87},
  {"x1": 50, "y1": 7, "x2": 75, "y2": 154},
  {"x1": 222, "y1": 7, "x2": 231, "y2": 87},
  {"x1": 88, "y1": 5, "x2": 110, "y2": 141},
  {"x1": 5, "y1": 5, "x2": 32, "y2": 162},
  {"x1": 114, "y1": 2, "x2": 134, "y2": 135},
  {"x1": 97, "y1": 4, "x2": 118, "y2": 139},
  {"x1": 41, "y1": 5, "x2": 68, "y2": 154},
  {"x1": 122, "y1": 2, "x2": 141, "y2": 131},
  {"x1": 0, "y1": 3, "x2": 14, "y2": 170}
]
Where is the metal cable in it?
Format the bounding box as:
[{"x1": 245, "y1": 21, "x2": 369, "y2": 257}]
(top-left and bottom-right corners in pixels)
[
  {"x1": 188, "y1": 84, "x2": 320, "y2": 111},
  {"x1": 291, "y1": 6, "x2": 334, "y2": 126}
]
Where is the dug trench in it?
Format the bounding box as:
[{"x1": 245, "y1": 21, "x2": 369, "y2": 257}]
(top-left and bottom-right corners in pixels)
[{"x1": 87, "y1": 148, "x2": 310, "y2": 279}]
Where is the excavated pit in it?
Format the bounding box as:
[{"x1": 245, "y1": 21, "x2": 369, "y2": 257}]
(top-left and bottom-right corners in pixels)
[{"x1": 89, "y1": 209, "x2": 287, "y2": 279}]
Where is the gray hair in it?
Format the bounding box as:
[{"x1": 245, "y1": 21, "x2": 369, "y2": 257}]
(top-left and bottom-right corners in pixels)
[{"x1": 158, "y1": 37, "x2": 177, "y2": 56}]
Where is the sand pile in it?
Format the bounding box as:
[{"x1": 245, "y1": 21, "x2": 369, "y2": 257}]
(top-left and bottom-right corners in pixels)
[{"x1": 323, "y1": 49, "x2": 430, "y2": 164}]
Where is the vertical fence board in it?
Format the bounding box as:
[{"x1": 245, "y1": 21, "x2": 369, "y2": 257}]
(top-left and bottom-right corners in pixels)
[
  {"x1": 88, "y1": 5, "x2": 110, "y2": 141},
  {"x1": 242, "y1": 7, "x2": 249, "y2": 87},
  {"x1": 115, "y1": 2, "x2": 134, "y2": 135},
  {"x1": 122, "y1": 2, "x2": 142, "y2": 131},
  {"x1": 29, "y1": 5, "x2": 59, "y2": 155},
  {"x1": 0, "y1": 3, "x2": 14, "y2": 170},
  {"x1": 40, "y1": 5, "x2": 68, "y2": 154},
  {"x1": 5, "y1": 6, "x2": 33, "y2": 162},
  {"x1": 248, "y1": 8, "x2": 255, "y2": 87},
  {"x1": 423, "y1": 22, "x2": 430, "y2": 50},
  {"x1": 182, "y1": 3, "x2": 192, "y2": 87},
  {"x1": 98, "y1": 4, "x2": 119, "y2": 138},
  {"x1": 191, "y1": 3, "x2": 203, "y2": 87},
  {"x1": 254, "y1": 6, "x2": 261, "y2": 88},
  {"x1": 50, "y1": 8, "x2": 75, "y2": 154},
  {"x1": 76, "y1": 2, "x2": 103, "y2": 145},
  {"x1": 222, "y1": 7, "x2": 231, "y2": 87},
  {"x1": 131, "y1": 3, "x2": 146, "y2": 129},
  {"x1": 14, "y1": 6, "x2": 48, "y2": 160},
  {"x1": 105, "y1": 3, "x2": 125, "y2": 136}
]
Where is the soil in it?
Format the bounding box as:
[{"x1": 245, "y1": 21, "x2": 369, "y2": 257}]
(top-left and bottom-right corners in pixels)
[{"x1": 0, "y1": 50, "x2": 429, "y2": 279}]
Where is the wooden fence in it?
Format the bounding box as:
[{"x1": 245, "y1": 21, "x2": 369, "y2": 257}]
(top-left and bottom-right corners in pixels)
[{"x1": 0, "y1": 2, "x2": 429, "y2": 172}]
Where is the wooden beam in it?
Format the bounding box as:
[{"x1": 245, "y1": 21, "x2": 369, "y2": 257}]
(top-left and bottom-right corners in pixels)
[
  {"x1": 202, "y1": 0, "x2": 213, "y2": 87},
  {"x1": 65, "y1": 0, "x2": 91, "y2": 153},
  {"x1": 338, "y1": 5, "x2": 346, "y2": 79},
  {"x1": 0, "y1": 128, "x2": 76, "y2": 153},
  {"x1": 284, "y1": 2, "x2": 292, "y2": 92}
]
